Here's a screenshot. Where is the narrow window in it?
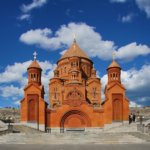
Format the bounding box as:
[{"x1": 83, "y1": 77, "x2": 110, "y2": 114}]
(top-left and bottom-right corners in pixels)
[
  {"x1": 54, "y1": 87, "x2": 57, "y2": 100},
  {"x1": 92, "y1": 87, "x2": 96, "y2": 98}
]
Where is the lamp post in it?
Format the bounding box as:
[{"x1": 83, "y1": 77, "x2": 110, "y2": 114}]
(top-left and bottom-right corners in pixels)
[{"x1": 7, "y1": 116, "x2": 13, "y2": 132}]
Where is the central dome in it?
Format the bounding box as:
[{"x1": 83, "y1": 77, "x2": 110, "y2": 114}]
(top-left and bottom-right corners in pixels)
[{"x1": 60, "y1": 40, "x2": 90, "y2": 60}]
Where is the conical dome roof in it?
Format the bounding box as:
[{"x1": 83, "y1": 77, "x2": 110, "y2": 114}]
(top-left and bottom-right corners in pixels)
[
  {"x1": 107, "y1": 60, "x2": 121, "y2": 69},
  {"x1": 28, "y1": 60, "x2": 41, "y2": 69},
  {"x1": 60, "y1": 40, "x2": 90, "y2": 60}
]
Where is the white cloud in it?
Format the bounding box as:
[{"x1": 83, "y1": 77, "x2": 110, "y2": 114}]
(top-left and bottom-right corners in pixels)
[
  {"x1": 121, "y1": 13, "x2": 134, "y2": 23},
  {"x1": 20, "y1": 28, "x2": 57, "y2": 49},
  {"x1": 20, "y1": 22, "x2": 116, "y2": 60},
  {"x1": 135, "y1": 0, "x2": 150, "y2": 18},
  {"x1": 18, "y1": 14, "x2": 31, "y2": 21},
  {"x1": 0, "y1": 85, "x2": 23, "y2": 98},
  {"x1": 129, "y1": 101, "x2": 141, "y2": 107},
  {"x1": 20, "y1": 22, "x2": 150, "y2": 61},
  {"x1": 21, "y1": 0, "x2": 48, "y2": 13},
  {"x1": 101, "y1": 74, "x2": 107, "y2": 100},
  {"x1": 121, "y1": 65, "x2": 150, "y2": 92},
  {"x1": 0, "y1": 61, "x2": 31, "y2": 85},
  {"x1": 110, "y1": 0, "x2": 127, "y2": 3},
  {"x1": 115, "y1": 42, "x2": 150, "y2": 61},
  {"x1": 14, "y1": 100, "x2": 21, "y2": 106}
]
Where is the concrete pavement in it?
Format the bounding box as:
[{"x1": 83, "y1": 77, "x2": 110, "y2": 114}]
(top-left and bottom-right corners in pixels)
[{"x1": 0, "y1": 144, "x2": 150, "y2": 150}]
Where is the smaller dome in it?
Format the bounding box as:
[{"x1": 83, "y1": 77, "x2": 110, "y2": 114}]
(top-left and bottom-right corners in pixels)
[
  {"x1": 107, "y1": 60, "x2": 121, "y2": 69},
  {"x1": 28, "y1": 60, "x2": 41, "y2": 69}
]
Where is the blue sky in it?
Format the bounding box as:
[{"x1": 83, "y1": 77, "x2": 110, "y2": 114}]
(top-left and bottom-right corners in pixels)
[{"x1": 0, "y1": 0, "x2": 150, "y2": 108}]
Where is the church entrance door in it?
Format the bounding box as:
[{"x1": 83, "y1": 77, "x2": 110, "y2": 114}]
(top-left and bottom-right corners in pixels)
[{"x1": 113, "y1": 99, "x2": 123, "y2": 121}]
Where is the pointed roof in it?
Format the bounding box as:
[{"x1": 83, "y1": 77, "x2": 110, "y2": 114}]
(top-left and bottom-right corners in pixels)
[
  {"x1": 107, "y1": 60, "x2": 121, "y2": 69},
  {"x1": 28, "y1": 60, "x2": 41, "y2": 70},
  {"x1": 60, "y1": 40, "x2": 90, "y2": 60}
]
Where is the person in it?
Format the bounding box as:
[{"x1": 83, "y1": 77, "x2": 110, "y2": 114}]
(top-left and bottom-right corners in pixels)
[
  {"x1": 133, "y1": 113, "x2": 136, "y2": 122},
  {"x1": 129, "y1": 114, "x2": 132, "y2": 124}
]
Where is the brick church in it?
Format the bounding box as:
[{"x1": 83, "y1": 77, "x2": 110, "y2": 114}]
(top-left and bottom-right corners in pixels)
[{"x1": 20, "y1": 39, "x2": 129, "y2": 132}]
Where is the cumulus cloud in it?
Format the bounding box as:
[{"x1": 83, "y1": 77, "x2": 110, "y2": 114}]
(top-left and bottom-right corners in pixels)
[
  {"x1": 121, "y1": 65, "x2": 150, "y2": 92},
  {"x1": 0, "y1": 85, "x2": 23, "y2": 98},
  {"x1": 101, "y1": 64, "x2": 150, "y2": 105},
  {"x1": 115, "y1": 42, "x2": 150, "y2": 61},
  {"x1": 20, "y1": 22, "x2": 116, "y2": 60},
  {"x1": 135, "y1": 0, "x2": 150, "y2": 18},
  {"x1": 0, "y1": 60, "x2": 56, "y2": 104},
  {"x1": 21, "y1": 0, "x2": 48, "y2": 13},
  {"x1": 0, "y1": 61, "x2": 31, "y2": 85},
  {"x1": 20, "y1": 22, "x2": 150, "y2": 61},
  {"x1": 121, "y1": 13, "x2": 135, "y2": 23}
]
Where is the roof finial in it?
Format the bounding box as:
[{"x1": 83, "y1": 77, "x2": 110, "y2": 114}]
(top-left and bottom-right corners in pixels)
[
  {"x1": 73, "y1": 33, "x2": 76, "y2": 43},
  {"x1": 33, "y1": 51, "x2": 37, "y2": 60},
  {"x1": 112, "y1": 51, "x2": 116, "y2": 60}
]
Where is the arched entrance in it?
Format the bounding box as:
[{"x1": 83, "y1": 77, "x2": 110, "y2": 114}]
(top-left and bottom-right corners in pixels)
[
  {"x1": 60, "y1": 110, "x2": 91, "y2": 132},
  {"x1": 113, "y1": 99, "x2": 123, "y2": 121}
]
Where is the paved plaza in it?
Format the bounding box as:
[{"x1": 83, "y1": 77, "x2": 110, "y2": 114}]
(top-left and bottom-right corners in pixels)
[
  {"x1": 0, "y1": 132, "x2": 148, "y2": 144},
  {"x1": 0, "y1": 123, "x2": 150, "y2": 145}
]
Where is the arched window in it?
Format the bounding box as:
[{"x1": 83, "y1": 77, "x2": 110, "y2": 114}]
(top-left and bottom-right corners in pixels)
[
  {"x1": 31, "y1": 74, "x2": 33, "y2": 79},
  {"x1": 116, "y1": 74, "x2": 118, "y2": 80},
  {"x1": 113, "y1": 73, "x2": 115, "y2": 80},
  {"x1": 37, "y1": 74, "x2": 39, "y2": 81},
  {"x1": 73, "y1": 62, "x2": 76, "y2": 66},
  {"x1": 64, "y1": 67, "x2": 66, "y2": 73},
  {"x1": 92, "y1": 87, "x2": 97, "y2": 98},
  {"x1": 54, "y1": 87, "x2": 57, "y2": 100}
]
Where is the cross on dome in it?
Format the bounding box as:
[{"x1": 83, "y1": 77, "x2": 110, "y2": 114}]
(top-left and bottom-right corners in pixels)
[
  {"x1": 33, "y1": 51, "x2": 37, "y2": 60},
  {"x1": 112, "y1": 51, "x2": 116, "y2": 60},
  {"x1": 73, "y1": 33, "x2": 76, "y2": 43}
]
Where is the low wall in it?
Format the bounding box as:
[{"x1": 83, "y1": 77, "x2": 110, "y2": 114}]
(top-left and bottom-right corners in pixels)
[{"x1": 21, "y1": 122, "x2": 45, "y2": 131}]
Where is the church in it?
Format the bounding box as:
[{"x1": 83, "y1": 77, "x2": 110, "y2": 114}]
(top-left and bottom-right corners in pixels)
[{"x1": 20, "y1": 39, "x2": 129, "y2": 132}]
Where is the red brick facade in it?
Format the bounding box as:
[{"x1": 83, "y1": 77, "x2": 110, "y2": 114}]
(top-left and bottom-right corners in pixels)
[{"x1": 20, "y1": 40, "x2": 129, "y2": 132}]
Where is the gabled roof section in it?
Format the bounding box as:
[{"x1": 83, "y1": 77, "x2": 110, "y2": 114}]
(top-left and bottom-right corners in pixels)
[
  {"x1": 24, "y1": 83, "x2": 43, "y2": 91},
  {"x1": 106, "y1": 82, "x2": 126, "y2": 91},
  {"x1": 60, "y1": 40, "x2": 90, "y2": 60}
]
